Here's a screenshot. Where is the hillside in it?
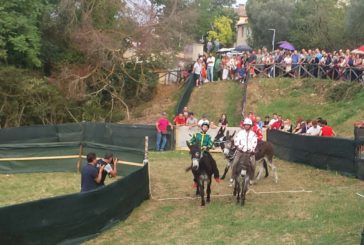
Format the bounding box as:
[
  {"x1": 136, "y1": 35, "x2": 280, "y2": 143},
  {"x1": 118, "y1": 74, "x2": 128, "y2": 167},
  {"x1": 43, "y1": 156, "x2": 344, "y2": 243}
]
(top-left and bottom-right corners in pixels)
[
  {"x1": 246, "y1": 78, "x2": 364, "y2": 138},
  {"x1": 187, "y1": 80, "x2": 243, "y2": 126}
]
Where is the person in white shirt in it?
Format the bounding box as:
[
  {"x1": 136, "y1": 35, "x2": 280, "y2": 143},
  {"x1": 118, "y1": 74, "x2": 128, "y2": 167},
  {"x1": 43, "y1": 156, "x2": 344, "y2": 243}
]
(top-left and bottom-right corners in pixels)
[
  {"x1": 198, "y1": 114, "x2": 209, "y2": 127},
  {"x1": 206, "y1": 54, "x2": 215, "y2": 82},
  {"x1": 268, "y1": 113, "x2": 278, "y2": 127},
  {"x1": 306, "y1": 120, "x2": 321, "y2": 136},
  {"x1": 231, "y1": 118, "x2": 258, "y2": 182},
  {"x1": 192, "y1": 58, "x2": 202, "y2": 87}
]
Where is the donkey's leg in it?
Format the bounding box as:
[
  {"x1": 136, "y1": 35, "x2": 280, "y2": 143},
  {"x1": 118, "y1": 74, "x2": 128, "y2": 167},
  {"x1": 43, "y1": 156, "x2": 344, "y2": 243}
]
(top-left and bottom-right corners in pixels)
[
  {"x1": 266, "y1": 160, "x2": 278, "y2": 183},
  {"x1": 255, "y1": 160, "x2": 265, "y2": 183},
  {"x1": 235, "y1": 178, "x2": 240, "y2": 203},
  {"x1": 241, "y1": 174, "x2": 250, "y2": 206},
  {"x1": 200, "y1": 180, "x2": 205, "y2": 206},
  {"x1": 263, "y1": 157, "x2": 269, "y2": 178},
  {"x1": 206, "y1": 177, "x2": 211, "y2": 203},
  {"x1": 220, "y1": 164, "x2": 230, "y2": 180}
]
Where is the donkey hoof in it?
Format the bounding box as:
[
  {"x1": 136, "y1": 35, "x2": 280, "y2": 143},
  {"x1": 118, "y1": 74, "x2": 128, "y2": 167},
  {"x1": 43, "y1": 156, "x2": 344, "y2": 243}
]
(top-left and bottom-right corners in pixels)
[
  {"x1": 206, "y1": 198, "x2": 210, "y2": 203},
  {"x1": 201, "y1": 202, "x2": 205, "y2": 206},
  {"x1": 241, "y1": 199, "x2": 245, "y2": 206}
]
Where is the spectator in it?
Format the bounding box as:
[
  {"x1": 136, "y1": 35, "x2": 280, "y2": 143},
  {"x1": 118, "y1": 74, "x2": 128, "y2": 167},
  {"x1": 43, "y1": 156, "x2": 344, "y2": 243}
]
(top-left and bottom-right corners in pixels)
[
  {"x1": 81, "y1": 152, "x2": 104, "y2": 192},
  {"x1": 214, "y1": 39, "x2": 220, "y2": 51},
  {"x1": 306, "y1": 120, "x2": 321, "y2": 136},
  {"x1": 263, "y1": 115, "x2": 270, "y2": 128},
  {"x1": 192, "y1": 58, "x2": 202, "y2": 87},
  {"x1": 173, "y1": 113, "x2": 186, "y2": 126},
  {"x1": 319, "y1": 120, "x2": 336, "y2": 137},
  {"x1": 198, "y1": 114, "x2": 209, "y2": 127},
  {"x1": 206, "y1": 53, "x2": 215, "y2": 82},
  {"x1": 256, "y1": 116, "x2": 264, "y2": 129},
  {"x1": 183, "y1": 106, "x2": 189, "y2": 118},
  {"x1": 293, "y1": 117, "x2": 303, "y2": 133},
  {"x1": 271, "y1": 115, "x2": 283, "y2": 130},
  {"x1": 218, "y1": 113, "x2": 228, "y2": 128},
  {"x1": 156, "y1": 112, "x2": 173, "y2": 151},
  {"x1": 207, "y1": 40, "x2": 213, "y2": 53},
  {"x1": 186, "y1": 112, "x2": 198, "y2": 128},
  {"x1": 281, "y1": 118, "x2": 292, "y2": 132},
  {"x1": 269, "y1": 113, "x2": 278, "y2": 127},
  {"x1": 95, "y1": 152, "x2": 118, "y2": 187}
]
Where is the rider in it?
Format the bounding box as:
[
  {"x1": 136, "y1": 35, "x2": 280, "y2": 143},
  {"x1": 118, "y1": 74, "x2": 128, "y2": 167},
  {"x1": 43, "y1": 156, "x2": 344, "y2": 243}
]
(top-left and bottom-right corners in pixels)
[
  {"x1": 189, "y1": 122, "x2": 220, "y2": 187},
  {"x1": 232, "y1": 118, "x2": 258, "y2": 182}
]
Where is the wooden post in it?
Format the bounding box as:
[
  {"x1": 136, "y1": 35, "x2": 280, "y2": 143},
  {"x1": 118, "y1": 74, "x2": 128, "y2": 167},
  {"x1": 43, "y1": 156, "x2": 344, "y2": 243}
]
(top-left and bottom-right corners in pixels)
[
  {"x1": 144, "y1": 136, "x2": 152, "y2": 199},
  {"x1": 76, "y1": 144, "x2": 84, "y2": 173}
]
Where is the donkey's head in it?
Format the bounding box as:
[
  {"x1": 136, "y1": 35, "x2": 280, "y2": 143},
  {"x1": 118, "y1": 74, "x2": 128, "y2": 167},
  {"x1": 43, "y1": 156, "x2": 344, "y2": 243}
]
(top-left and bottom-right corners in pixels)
[
  {"x1": 223, "y1": 130, "x2": 236, "y2": 158},
  {"x1": 213, "y1": 127, "x2": 226, "y2": 149},
  {"x1": 186, "y1": 141, "x2": 201, "y2": 170}
]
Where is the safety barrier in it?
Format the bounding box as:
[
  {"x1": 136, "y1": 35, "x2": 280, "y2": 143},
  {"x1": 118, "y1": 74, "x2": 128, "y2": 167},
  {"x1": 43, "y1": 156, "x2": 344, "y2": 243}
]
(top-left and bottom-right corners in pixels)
[
  {"x1": 267, "y1": 129, "x2": 364, "y2": 180},
  {"x1": 0, "y1": 123, "x2": 151, "y2": 244}
]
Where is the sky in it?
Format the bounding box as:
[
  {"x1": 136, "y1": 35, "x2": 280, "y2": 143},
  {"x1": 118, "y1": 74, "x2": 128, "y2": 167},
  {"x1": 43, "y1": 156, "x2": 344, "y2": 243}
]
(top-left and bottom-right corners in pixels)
[{"x1": 236, "y1": 0, "x2": 247, "y2": 4}]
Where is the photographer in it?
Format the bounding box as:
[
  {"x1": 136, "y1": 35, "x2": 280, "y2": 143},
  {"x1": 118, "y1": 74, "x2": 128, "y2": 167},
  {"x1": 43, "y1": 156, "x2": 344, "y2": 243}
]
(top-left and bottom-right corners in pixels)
[
  {"x1": 81, "y1": 152, "x2": 105, "y2": 192},
  {"x1": 95, "y1": 152, "x2": 118, "y2": 187}
]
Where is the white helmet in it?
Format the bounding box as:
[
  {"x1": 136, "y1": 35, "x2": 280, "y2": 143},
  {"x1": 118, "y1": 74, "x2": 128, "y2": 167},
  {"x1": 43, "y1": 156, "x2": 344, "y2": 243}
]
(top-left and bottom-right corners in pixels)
[{"x1": 243, "y1": 118, "x2": 253, "y2": 126}]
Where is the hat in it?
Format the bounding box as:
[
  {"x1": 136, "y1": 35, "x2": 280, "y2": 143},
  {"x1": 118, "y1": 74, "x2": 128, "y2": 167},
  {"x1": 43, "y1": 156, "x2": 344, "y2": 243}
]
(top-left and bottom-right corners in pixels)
[
  {"x1": 243, "y1": 118, "x2": 253, "y2": 126},
  {"x1": 201, "y1": 122, "x2": 210, "y2": 128}
]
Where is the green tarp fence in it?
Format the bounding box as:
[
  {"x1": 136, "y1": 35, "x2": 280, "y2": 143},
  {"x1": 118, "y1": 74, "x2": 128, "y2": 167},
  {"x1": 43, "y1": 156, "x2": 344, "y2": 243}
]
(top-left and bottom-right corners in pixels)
[
  {"x1": 175, "y1": 74, "x2": 194, "y2": 115},
  {"x1": 0, "y1": 122, "x2": 172, "y2": 151},
  {"x1": 267, "y1": 129, "x2": 364, "y2": 180},
  {"x1": 0, "y1": 163, "x2": 149, "y2": 245}
]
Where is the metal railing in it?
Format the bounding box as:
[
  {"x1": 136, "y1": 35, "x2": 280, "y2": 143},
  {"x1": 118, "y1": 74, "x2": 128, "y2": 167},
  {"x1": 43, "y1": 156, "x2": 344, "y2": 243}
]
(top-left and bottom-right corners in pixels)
[{"x1": 248, "y1": 63, "x2": 364, "y2": 82}]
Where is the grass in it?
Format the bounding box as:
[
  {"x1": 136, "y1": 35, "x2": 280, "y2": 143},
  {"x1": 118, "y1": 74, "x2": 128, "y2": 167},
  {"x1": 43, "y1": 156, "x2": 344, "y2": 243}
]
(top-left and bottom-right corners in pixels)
[
  {"x1": 187, "y1": 80, "x2": 243, "y2": 126},
  {"x1": 3, "y1": 152, "x2": 362, "y2": 244},
  {"x1": 246, "y1": 78, "x2": 364, "y2": 138}
]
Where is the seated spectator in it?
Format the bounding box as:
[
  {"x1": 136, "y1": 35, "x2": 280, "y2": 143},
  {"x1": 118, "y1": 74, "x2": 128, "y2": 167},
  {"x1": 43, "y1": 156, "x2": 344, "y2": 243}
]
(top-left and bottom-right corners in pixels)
[
  {"x1": 295, "y1": 120, "x2": 307, "y2": 134},
  {"x1": 218, "y1": 113, "x2": 228, "y2": 128},
  {"x1": 320, "y1": 120, "x2": 336, "y2": 137},
  {"x1": 210, "y1": 121, "x2": 218, "y2": 129},
  {"x1": 271, "y1": 115, "x2": 283, "y2": 130},
  {"x1": 256, "y1": 116, "x2": 264, "y2": 129},
  {"x1": 198, "y1": 114, "x2": 210, "y2": 127},
  {"x1": 306, "y1": 120, "x2": 321, "y2": 136},
  {"x1": 281, "y1": 118, "x2": 292, "y2": 132},
  {"x1": 173, "y1": 113, "x2": 186, "y2": 126},
  {"x1": 293, "y1": 117, "x2": 303, "y2": 133},
  {"x1": 263, "y1": 115, "x2": 270, "y2": 127},
  {"x1": 186, "y1": 112, "x2": 198, "y2": 128},
  {"x1": 269, "y1": 113, "x2": 278, "y2": 127}
]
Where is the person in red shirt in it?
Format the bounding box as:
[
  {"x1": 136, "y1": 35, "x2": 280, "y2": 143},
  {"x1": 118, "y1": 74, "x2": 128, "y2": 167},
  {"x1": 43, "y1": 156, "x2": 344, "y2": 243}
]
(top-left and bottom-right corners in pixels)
[
  {"x1": 319, "y1": 120, "x2": 336, "y2": 137},
  {"x1": 271, "y1": 115, "x2": 283, "y2": 130},
  {"x1": 173, "y1": 113, "x2": 186, "y2": 126},
  {"x1": 251, "y1": 116, "x2": 263, "y2": 141},
  {"x1": 156, "y1": 112, "x2": 173, "y2": 151}
]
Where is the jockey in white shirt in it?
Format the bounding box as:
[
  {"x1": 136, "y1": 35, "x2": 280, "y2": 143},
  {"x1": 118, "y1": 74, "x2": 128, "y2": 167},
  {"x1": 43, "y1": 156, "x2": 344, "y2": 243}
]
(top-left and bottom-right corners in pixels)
[{"x1": 231, "y1": 118, "x2": 258, "y2": 181}]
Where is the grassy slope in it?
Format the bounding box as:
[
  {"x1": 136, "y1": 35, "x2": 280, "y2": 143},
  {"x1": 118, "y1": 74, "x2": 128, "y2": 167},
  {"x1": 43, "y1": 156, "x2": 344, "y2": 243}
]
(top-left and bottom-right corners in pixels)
[
  {"x1": 85, "y1": 152, "x2": 364, "y2": 245},
  {"x1": 246, "y1": 78, "x2": 364, "y2": 138},
  {"x1": 187, "y1": 80, "x2": 243, "y2": 127}
]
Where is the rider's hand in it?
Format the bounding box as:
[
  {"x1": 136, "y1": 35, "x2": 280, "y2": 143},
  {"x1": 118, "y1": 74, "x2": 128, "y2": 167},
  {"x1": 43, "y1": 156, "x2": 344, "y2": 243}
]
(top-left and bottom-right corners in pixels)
[
  {"x1": 214, "y1": 177, "x2": 221, "y2": 183},
  {"x1": 201, "y1": 146, "x2": 207, "y2": 151}
]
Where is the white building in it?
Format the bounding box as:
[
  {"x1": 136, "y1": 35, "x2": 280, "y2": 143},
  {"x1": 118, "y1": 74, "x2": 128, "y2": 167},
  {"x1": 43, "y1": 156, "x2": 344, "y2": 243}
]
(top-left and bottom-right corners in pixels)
[{"x1": 235, "y1": 4, "x2": 251, "y2": 47}]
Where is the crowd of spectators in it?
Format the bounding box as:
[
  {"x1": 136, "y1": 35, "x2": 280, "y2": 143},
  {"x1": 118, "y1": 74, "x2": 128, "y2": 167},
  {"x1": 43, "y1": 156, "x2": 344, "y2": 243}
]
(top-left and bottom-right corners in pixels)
[
  {"x1": 259, "y1": 113, "x2": 336, "y2": 137},
  {"x1": 190, "y1": 47, "x2": 364, "y2": 85}
]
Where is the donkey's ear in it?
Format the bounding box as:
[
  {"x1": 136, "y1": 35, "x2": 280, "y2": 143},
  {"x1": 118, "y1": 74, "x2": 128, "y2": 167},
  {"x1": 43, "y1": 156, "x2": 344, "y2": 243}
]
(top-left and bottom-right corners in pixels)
[
  {"x1": 186, "y1": 141, "x2": 191, "y2": 149},
  {"x1": 226, "y1": 130, "x2": 230, "y2": 138},
  {"x1": 222, "y1": 127, "x2": 226, "y2": 134},
  {"x1": 231, "y1": 131, "x2": 236, "y2": 138}
]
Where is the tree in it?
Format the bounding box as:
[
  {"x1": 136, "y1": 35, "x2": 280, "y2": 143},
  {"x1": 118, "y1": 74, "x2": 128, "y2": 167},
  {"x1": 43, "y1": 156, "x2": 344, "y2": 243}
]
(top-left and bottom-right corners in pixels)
[
  {"x1": 346, "y1": 0, "x2": 364, "y2": 47},
  {"x1": 0, "y1": 0, "x2": 51, "y2": 68},
  {"x1": 288, "y1": 0, "x2": 347, "y2": 50},
  {"x1": 246, "y1": 0, "x2": 295, "y2": 48},
  {"x1": 208, "y1": 16, "x2": 234, "y2": 46}
]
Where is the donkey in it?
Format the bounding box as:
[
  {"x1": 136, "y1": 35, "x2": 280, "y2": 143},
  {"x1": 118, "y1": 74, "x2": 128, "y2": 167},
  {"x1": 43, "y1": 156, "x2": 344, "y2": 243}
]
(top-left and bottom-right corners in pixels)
[
  {"x1": 214, "y1": 128, "x2": 277, "y2": 183},
  {"x1": 186, "y1": 141, "x2": 220, "y2": 206}
]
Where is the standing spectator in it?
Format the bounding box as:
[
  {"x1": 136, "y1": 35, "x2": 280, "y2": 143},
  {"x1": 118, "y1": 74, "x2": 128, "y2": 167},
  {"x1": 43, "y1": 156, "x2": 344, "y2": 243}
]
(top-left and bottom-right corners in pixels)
[
  {"x1": 222, "y1": 55, "x2": 229, "y2": 80},
  {"x1": 186, "y1": 112, "x2": 198, "y2": 128},
  {"x1": 198, "y1": 114, "x2": 209, "y2": 127},
  {"x1": 183, "y1": 106, "x2": 189, "y2": 118},
  {"x1": 156, "y1": 112, "x2": 173, "y2": 151},
  {"x1": 306, "y1": 120, "x2": 321, "y2": 136},
  {"x1": 192, "y1": 58, "x2": 202, "y2": 87},
  {"x1": 201, "y1": 62, "x2": 207, "y2": 83},
  {"x1": 206, "y1": 53, "x2": 215, "y2": 82},
  {"x1": 173, "y1": 113, "x2": 186, "y2": 126},
  {"x1": 214, "y1": 39, "x2": 220, "y2": 51},
  {"x1": 206, "y1": 40, "x2": 213, "y2": 53},
  {"x1": 214, "y1": 55, "x2": 222, "y2": 81},
  {"x1": 284, "y1": 51, "x2": 292, "y2": 75},
  {"x1": 218, "y1": 113, "x2": 228, "y2": 128},
  {"x1": 319, "y1": 120, "x2": 336, "y2": 137},
  {"x1": 292, "y1": 50, "x2": 300, "y2": 76},
  {"x1": 81, "y1": 152, "x2": 104, "y2": 192}
]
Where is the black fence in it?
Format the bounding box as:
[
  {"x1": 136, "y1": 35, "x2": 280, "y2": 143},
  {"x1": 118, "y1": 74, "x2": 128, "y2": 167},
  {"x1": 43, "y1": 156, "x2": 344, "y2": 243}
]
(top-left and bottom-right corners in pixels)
[
  {"x1": 267, "y1": 129, "x2": 364, "y2": 180},
  {"x1": 175, "y1": 74, "x2": 195, "y2": 115}
]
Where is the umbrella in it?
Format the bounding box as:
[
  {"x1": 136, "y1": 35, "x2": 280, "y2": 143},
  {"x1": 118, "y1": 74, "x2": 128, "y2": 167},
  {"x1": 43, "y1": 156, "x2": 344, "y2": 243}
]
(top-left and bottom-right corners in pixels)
[
  {"x1": 351, "y1": 49, "x2": 364, "y2": 55},
  {"x1": 357, "y1": 45, "x2": 364, "y2": 52},
  {"x1": 279, "y1": 41, "x2": 295, "y2": 51},
  {"x1": 216, "y1": 48, "x2": 235, "y2": 53},
  {"x1": 234, "y1": 44, "x2": 252, "y2": 52}
]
